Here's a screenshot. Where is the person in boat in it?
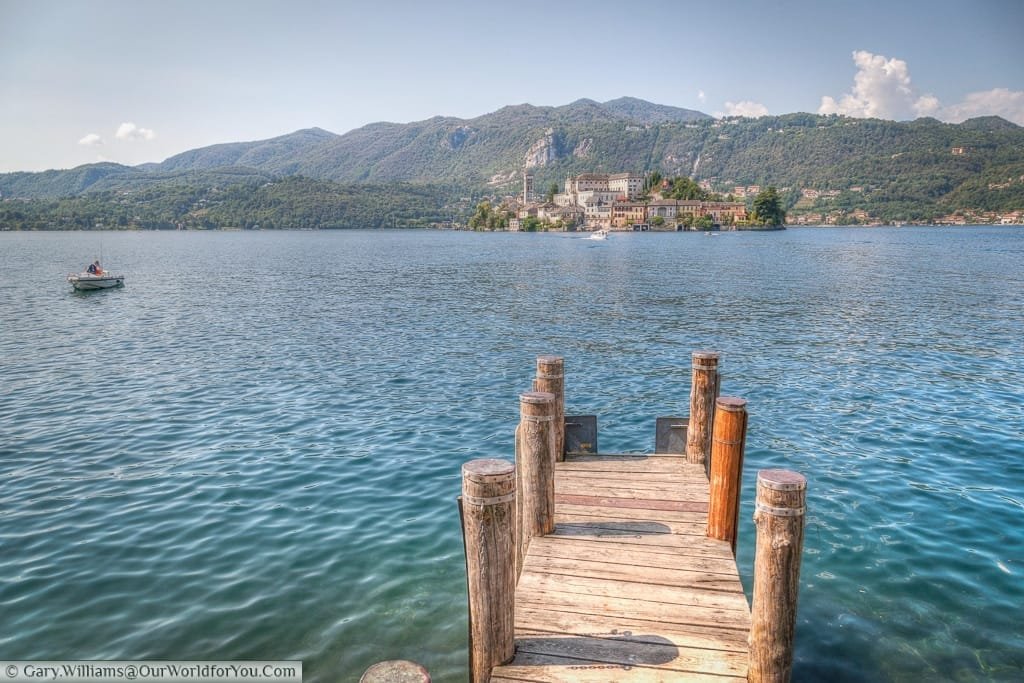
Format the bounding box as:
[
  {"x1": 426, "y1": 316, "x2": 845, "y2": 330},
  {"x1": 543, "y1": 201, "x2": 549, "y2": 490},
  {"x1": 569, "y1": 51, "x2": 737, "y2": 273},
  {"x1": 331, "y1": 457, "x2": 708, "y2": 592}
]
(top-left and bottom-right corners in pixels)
[{"x1": 87, "y1": 260, "x2": 103, "y2": 275}]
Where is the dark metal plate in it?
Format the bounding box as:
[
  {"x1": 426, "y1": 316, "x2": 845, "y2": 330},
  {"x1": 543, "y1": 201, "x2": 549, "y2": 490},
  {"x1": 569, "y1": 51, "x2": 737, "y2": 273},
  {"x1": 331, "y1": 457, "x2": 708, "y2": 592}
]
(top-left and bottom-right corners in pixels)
[
  {"x1": 564, "y1": 415, "x2": 598, "y2": 454},
  {"x1": 655, "y1": 416, "x2": 688, "y2": 454}
]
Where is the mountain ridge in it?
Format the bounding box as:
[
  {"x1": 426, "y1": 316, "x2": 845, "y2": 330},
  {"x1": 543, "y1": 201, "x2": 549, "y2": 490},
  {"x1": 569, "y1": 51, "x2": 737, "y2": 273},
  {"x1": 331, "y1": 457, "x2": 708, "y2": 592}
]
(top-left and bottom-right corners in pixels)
[{"x1": 2, "y1": 98, "x2": 1022, "y2": 225}]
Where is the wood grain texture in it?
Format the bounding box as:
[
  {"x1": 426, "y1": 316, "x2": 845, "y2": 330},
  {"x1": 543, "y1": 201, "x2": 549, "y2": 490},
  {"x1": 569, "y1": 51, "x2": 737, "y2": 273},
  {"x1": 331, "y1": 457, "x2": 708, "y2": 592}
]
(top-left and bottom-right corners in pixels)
[
  {"x1": 489, "y1": 452, "x2": 752, "y2": 682},
  {"x1": 686, "y1": 351, "x2": 720, "y2": 465},
  {"x1": 749, "y1": 469, "x2": 806, "y2": 683},
  {"x1": 517, "y1": 391, "x2": 557, "y2": 577},
  {"x1": 462, "y1": 459, "x2": 516, "y2": 683},
  {"x1": 706, "y1": 397, "x2": 748, "y2": 554},
  {"x1": 535, "y1": 355, "x2": 565, "y2": 462}
]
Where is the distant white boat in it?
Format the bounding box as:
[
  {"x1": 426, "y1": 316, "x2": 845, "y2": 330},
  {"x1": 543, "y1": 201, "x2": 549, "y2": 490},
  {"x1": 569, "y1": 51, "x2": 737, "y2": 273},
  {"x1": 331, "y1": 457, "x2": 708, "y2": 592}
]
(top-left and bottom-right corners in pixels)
[
  {"x1": 67, "y1": 272, "x2": 124, "y2": 290},
  {"x1": 588, "y1": 229, "x2": 609, "y2": 240}
]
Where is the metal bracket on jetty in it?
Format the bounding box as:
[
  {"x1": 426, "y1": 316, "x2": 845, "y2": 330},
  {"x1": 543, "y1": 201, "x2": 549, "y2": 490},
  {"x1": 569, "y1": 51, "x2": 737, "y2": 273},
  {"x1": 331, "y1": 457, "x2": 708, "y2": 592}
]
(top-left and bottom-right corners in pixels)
[{"x1": 366, "y1": 351, "x2": 808, "y2": 682}]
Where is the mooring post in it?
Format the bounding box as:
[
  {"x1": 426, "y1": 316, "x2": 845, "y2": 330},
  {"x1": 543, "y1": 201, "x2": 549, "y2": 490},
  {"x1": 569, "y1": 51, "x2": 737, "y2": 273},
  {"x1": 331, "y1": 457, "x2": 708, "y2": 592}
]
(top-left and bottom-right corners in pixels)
[
  {"x1": 706, "y1": 396, "x2": 747, "y2": 554},
  {"x1": 359, "y1": 661, "x2": 430, "y2": 683},
  {"x1": 461, "y1": 459, "x2": 516, "y2": 683},
  {"x1": 749, "y1": 469, "x2": 807, "y2": 683},
  {"x1": 516, "y1": 391, "x2": 556, "y2": 577},
  {"x1": 535, "y1": 355, "x2": 565, "y2": 461},
  {"x1": 686, "y1": 351, "x2": 720, "y2": 466}
]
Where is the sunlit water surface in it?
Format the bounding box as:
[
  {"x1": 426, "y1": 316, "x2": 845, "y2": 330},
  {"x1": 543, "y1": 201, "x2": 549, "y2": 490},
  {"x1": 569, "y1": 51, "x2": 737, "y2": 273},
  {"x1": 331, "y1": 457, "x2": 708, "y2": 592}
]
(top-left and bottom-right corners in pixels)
[{"x1": 1, "y1": 228, "x2": 1022, "y2": 682}]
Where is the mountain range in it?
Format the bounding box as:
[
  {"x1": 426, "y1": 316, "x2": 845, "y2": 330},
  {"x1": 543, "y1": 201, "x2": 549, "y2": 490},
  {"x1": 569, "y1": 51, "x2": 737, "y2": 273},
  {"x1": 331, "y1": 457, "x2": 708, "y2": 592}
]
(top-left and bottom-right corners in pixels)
[{"x1": 2, "y1": 97, "x2": 1023, "y2": 227}]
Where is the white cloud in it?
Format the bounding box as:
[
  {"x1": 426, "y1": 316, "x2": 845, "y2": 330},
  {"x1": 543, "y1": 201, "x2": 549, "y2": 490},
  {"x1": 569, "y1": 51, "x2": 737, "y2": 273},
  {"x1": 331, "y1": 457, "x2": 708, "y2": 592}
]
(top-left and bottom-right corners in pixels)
[
  {"x1": 697, "y1": 90, "x2": 707, "y2": 103},
  {"x1": 914, "y1": 94, "x2": 941, "y2": 118},
  {"x1": 819, "y1": 50, "x2": 935, "y2": 120},
  {"x1": 115, "y1": 122, "x2": 156, "y2": 141},
  {"x1": 941, "y1": 88, "x2": 1024, "y2": 125},
  {"x1": 722, "y1": 100, "x2": 769, "y2": 118},
  {"x1": 820, "y1": 50, "x2": 1024, "y2": 125},
  {"x1": 78, "y1": 133, "x2": 103, "y2": 146}
]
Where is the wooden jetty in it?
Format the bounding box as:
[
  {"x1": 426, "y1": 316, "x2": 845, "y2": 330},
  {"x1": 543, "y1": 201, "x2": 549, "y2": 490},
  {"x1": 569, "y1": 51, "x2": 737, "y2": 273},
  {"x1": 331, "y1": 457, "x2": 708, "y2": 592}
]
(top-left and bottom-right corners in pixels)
[
  {"x1": 368, "y1": 352, "x2": 807, "y2": 683},
  {"x1": 492, "y1": 450, "x2": 752, "y2": 681}
]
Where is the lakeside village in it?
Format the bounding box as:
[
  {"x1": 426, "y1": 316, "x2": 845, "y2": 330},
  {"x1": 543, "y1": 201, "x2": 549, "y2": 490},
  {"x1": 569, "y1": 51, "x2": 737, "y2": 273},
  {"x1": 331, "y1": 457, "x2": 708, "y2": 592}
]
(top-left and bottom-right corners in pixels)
[
  {"x1": 471, "y1": 172, "x2": 778, "y2": 232},
  {"x1": 468, "y1": 169, "x2": 1024, "y2": 232}
]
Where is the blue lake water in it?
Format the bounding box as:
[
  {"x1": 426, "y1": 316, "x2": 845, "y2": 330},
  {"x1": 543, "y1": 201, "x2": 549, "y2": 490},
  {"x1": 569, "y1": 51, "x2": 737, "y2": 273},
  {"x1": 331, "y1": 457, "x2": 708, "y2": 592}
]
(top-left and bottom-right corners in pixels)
[{"x1": 1, "y1": 227, "x2": 1022, "y2": 682}]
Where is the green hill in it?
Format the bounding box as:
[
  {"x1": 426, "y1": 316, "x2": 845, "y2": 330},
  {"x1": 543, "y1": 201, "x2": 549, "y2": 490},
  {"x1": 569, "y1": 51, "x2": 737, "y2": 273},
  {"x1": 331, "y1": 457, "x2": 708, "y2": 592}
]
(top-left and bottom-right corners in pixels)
[
  {"x1": 0, "y1": 176, "x2": 464, "y2": 231},
  {"x1": 2, "y1": 98, "x2": 1023, "y2": 227},
  {"x1": 157, "y1": 127, "x2": 340, "y2": 175}
]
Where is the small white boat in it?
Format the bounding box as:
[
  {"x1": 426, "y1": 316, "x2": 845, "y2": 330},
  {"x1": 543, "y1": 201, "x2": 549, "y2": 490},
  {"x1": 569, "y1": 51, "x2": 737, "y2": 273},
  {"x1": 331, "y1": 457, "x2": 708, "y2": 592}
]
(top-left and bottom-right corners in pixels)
[
  {"x1": 67, "y1": 272, "x2": 124, "y2": 290},
  {"x1": 588, "y1": 229, "x2": 609, "y2": 240}
]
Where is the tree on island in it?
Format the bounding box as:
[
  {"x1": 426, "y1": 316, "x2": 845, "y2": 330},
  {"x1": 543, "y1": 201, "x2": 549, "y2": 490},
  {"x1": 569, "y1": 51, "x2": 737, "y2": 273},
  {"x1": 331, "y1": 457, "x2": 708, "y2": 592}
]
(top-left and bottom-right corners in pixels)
[
  {"x1": 545, "y1": 182, "x2": 559, "y2": 203},
  {"x1": 645, "y1": 171, "x2": 663, "y2": 193},
  {"x1": 752, "y1": 186, "x2": 786, "y2": 226},
  {"x1": 521, "y1": 216, "x2": 542, "y2": 232},
  {"x1": 469, "y1": 200, "x2": 509, "y2": 230},
  {"x1": 694, "y1": 214, "x2": 714, "y2": 230},
  {"x1": 666, "y1": 176, "x2": 708, "y2": 201}
]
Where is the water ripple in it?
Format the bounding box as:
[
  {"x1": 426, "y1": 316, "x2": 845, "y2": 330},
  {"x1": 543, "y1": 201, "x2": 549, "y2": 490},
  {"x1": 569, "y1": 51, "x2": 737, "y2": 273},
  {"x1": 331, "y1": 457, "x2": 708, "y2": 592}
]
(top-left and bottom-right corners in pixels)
[{"x1": 1, "y1": 227, "x2": 1023, "y2": 682}]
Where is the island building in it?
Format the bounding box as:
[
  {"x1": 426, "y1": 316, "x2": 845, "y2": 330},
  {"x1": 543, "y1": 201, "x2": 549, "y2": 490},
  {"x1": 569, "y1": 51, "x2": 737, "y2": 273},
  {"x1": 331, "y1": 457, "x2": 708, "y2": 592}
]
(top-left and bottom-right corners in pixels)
[
  {"x1": 522, "y1": 172, "x2": 534, "y2": 203},
  {"x1": 731, "y1": 185, "x2": 761, "y2": 198},
  {"x1": 646, "y1": 199, "x2": 748, "y2": 227},
  {"x1": 546, "y1": 173, "x2": 747, "y2": 229},
  {"x1": 512, "y1": 172, "x2": 747, "y2": 230},
  {"x1": 553, "y1": 172, "x2": 644, "y2": 208}
]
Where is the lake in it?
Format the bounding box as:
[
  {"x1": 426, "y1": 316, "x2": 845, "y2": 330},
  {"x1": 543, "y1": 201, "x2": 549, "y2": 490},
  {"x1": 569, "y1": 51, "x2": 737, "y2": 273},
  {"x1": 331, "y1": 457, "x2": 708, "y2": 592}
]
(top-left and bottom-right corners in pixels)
[{"x1": 1, "y1": 227, "x2": 1022, "y2": 682}]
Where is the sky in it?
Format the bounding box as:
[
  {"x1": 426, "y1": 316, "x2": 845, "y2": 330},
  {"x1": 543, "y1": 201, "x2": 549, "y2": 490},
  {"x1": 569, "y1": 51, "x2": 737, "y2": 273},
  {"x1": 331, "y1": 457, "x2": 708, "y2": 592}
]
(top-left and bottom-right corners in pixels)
[{"x1": 1, "y1": 0, "x2": 1022, "y2": 173}]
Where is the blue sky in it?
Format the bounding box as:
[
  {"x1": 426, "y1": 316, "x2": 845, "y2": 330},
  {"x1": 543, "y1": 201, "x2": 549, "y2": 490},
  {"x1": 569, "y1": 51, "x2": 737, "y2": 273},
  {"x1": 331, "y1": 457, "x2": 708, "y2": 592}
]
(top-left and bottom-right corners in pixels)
[{"x1": 1, "y1": 0, "x2": 1022, "y2": 172}]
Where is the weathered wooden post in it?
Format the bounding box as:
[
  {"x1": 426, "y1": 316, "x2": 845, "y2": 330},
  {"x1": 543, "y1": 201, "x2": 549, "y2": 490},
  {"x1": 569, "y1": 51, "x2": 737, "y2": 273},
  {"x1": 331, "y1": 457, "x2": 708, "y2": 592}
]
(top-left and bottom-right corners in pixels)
[
  {"x1": 360, "y1": 661, "x2": 430, "y2": 682},
  {"x1": 686, "y1": 351, "x2": 720, "y2": 466},
  {"x1": 461, "y1": 459, "x2": 516, "y2": 683},
  {"x1": 706, "y1": 396, "x2": 747, "y2": 554},
  {"x1": 516, "y1": 391, "x2": 556, "y2": 577},
  {"x1": 535, "y1": 355, "x2": 565, "y2": 461},
  {"x1": 749, "y1": 469, "x2": 807, "y2": 683}
]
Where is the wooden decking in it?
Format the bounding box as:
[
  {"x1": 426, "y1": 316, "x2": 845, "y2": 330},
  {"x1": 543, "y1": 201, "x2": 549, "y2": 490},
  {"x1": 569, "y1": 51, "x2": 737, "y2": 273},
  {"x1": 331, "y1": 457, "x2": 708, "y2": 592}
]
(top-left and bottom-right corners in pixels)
[{"x1": 491, "y1": 453, "x2": 751, "y2": 682}]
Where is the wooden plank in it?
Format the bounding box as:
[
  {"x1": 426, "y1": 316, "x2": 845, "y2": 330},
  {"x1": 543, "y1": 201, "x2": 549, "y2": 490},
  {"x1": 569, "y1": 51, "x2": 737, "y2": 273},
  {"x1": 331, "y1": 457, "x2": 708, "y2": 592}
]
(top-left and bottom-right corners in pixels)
[
  {"x1": 555, "y1": 470, "x2": 689, "y2": 482},
  {"x1": 555, "y1": 493, "x2": 708, "y2": 513},
  {"x1": 492, "y1": 669, "x2": 744, "y2": 683},
  {"x1": 556, "y1": 484, "x2": 711, "y2": 503},
  {"x1": 492, "y1": 658, "x2": 744, "y2": 682},
  {"x1": 557, "y1": 460, "x2": 703, "y2": 474},
  {"x1": 566, "y1": 453, "x2": 691, "y2": 460},
  {"x1": 554, "y1": 501, "x2": 709, "y2": 523},
  {"x1": 525, "y1": 536, "x2": 742, "y2": 576},
  {"x1": 515, "y1": 590, "x2": 751, "y2": 632},
  {"x1": 514, "y1": 605, "x2": 749, "y2": 652},
  {"x1": 517, "y1": 572, "x2": 751, "y2": 614},
  {"x1": 556, "y1": 473, "x2": 709, "y2": 493},
  {"x1": 553, "y1": 513, "x2": 709, "y2": 538},
  {"x1": 546, "y1": 527, "x2": 739, "y2": 556},
  {"x1": 557, "y1": 465, "x2": 703, "y2": 479},
  {"x1": 494, "y1": 633, "x2": 747, "y2": 675},
  {"x1": 556, "y1": 459, "x2": 688, "y2": 474},
  {"x1": 555, "y1": 479, "x2": 709, "y2": 497},
  {"x1": 557, "y1": 472, "x2": 707, "y2": 489},
  {"x1": 522, "y1": 554, "x2": 747, "y2": 592},
  {"x1": 553, "y1": 467, "x2": 690, "y2": 479},
  {"x1": 493, "y1": 451, "x2": 751, "y2": 682}
]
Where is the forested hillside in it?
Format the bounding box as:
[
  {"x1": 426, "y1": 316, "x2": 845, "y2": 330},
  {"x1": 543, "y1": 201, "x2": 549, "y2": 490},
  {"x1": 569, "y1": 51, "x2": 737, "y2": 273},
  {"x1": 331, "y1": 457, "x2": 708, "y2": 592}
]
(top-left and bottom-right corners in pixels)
[
  {"x1": 2, "y1": 97, "x2": 1022, "y2": 228},
  {"x1": 0, "y1": 177, "x2": 465, "y2": 230}
]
